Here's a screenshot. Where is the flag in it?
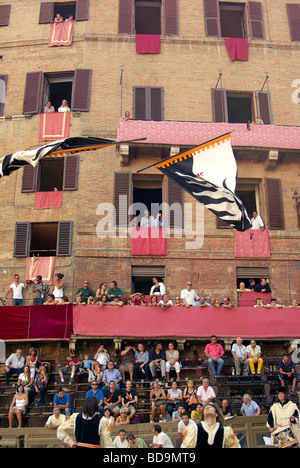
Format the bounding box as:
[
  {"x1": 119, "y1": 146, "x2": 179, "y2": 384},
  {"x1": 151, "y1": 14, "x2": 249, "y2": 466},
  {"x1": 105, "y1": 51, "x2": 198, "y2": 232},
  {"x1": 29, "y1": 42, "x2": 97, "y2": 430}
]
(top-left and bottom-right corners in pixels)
[{"x1": 151, "y1": 133, "x2": 251, "y2": 231}]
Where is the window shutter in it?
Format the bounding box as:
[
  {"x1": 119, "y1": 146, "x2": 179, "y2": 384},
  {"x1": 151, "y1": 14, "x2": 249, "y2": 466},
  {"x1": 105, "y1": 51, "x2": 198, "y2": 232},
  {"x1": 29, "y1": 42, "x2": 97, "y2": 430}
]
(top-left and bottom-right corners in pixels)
[
  {"x1": 165, "y1": 0, "x2": 178, "y2": 35},
  {"x1": 287, "y1": 4, "x2": 300, "y2": 41},
  {"x1": 255, "y1": 90, "x2": 272, "y2": 124},
  {"x1": 118, "y1": 0, "x2": 133, "y2": 34},
  {"x1": 71, "y1": 69, "x2": 92, "y2": 112},
  {"x1": 0, "y1": 74, "x2": 8, "y2": 117},
  {"x1": 211, "y1": 88, "x2": 228, "y2": 122},
  {"x1": 63, "y1": 155, "x2": 79, "y2": 191},
  {"x1": 23, "y1": 72, "x2": 42, "y2": 115},
  {"x1": 204, "y1": 0, "x2": 220, "y2": 37},
  {"x1": 0, "y1": 4, "x2": 11, "y2": 27},
  {"x1": 248, "y1": 1, "x2": 265, "y2": 39},
  {"x1": 76, "y1": 0, "x2": 89, "y2": 21},
  {"x1": 265, "y1": 178, "x2": 285, "y2": 230},
  {"x1": 39, "y1": 2, "x2": 53, "y2": 24},
  {"x1": 21, "y1": 165, "x2": 36, "y2": 193},
  {"x1": 150, "y1": 88, "x2": 164, "y2": 121},
  {"x1": 113, "y1": 172, "x2": 132, "y2": 226},
  {"x1": 167, "y1": 178, "x2": 184, "y2": 228},
  {"x1": 133, "y1": 87, "x2": 146, "y2": 120},
  {"x1": 56, "y1": 221, "x2": 73, "y2": 256},
  {"x1": 133, "y1": 87, "x2": 164, "y2": 120},
  {"x1": 14, "y1": 222, "x2": 30, "y2": 257}
]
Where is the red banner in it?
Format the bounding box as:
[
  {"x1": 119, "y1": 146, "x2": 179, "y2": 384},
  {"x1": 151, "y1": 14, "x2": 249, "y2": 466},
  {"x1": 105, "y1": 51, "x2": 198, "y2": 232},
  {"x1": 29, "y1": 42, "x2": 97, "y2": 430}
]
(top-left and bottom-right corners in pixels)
[
  {"x1": 39, "y1": 112, "x2": 70, "y2": 141},
  {"x1": 224, "y1": 38, "x2": 248, "y2": 61},
  {"x1": 234, "y1": 229, "x2": 270, "y2": 257},
  {"x1": 136, "y1": 34, "x2": 161, "y2": 53},
  {"x1": 34, "y1": 191, "x2": 62, "y2": 209},
  {"x1": 48, "y1": 20, "x2": 74, "y2": 47},
  {"x1": 238, "y1": 291, "x2": 271, "y2": 307},
  {"x1": 131, "y1": 227, "x2": 167, "y2": 255},
  {"x1": 25, "y1": 256, "x2": 55, "y2": 285}
]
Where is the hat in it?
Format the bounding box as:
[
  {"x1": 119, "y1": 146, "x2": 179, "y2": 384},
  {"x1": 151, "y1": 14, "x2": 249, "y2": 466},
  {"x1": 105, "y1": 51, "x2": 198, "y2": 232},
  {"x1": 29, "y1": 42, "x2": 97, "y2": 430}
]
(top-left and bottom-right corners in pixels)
[{"x1": 277, "y1": 387, "x2": 287, "y2": 395}]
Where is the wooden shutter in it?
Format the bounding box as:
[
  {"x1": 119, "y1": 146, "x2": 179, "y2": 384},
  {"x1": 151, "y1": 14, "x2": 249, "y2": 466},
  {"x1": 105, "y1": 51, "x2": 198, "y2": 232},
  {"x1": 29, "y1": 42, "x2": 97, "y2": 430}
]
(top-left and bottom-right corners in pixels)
[
  {"x1": 71, "y1": 69, "x2": 92, "y2": 112},
  {"x1": 0, "y1": 74, "x2": 8, "y2": 117},
  {"x1": 133, "y1": 87, "x2": 164, "y2": 120},
  {"x1": 63, "y1": 155, "x2": 79, "y2": 191},
  {"x1": 248, "y1": 1, "x2": 264, "y2": 39},
  {"x1": 255, "y1": 90, "x2": 272, "y2": 124},
  {"x1": 204, "y1": 0, "x2": 220, "y2": 37},
  {"x1": 21, "y1": 165, "x2": 36, "y2": 193},
  {"x1": 133, "y1": 87, "x2": 146, "y2": 120},
  {"x1": 39, "y1": 2, "x2": 53, "y2": 24},
  {"x1": 167, "y1": 178, "x2": 184, "y2": 228},
  {"x1": 76, "y1": 0, "x2": 89, "y2": 21},
  {"x1": 114, "y1": 172, "x2": 132, "y2": 226},
  {"x1": 150, "y1": 88, "x2": 164, "y2": 121},
  {"x1": 119, "y1": 0, "x2": 133, "y2": 34},
  {"x1": 14, "y1": 222, "x2": 30, "y2": 257},
  {"x1": 0, "y1": 5, "x2": 11, "y2": 26},
  {"x1": 56, "y1": 221, "x2": 73, "y2": 256},
  {"x1": 287, "y1": 4, "x2": 300, "y2": 41},
  {"x1": 265, "y1": 178, "x2": 285, "y2": 230},
  {"x1": 211, "y1": 88, "x2": 228, "y2": 122},
  {"x1": 23, "y1": 72, "x2": 42, "y2": 115},
  {"x1": 165, "y1": 0, "x2": 178, "y2": 35}
]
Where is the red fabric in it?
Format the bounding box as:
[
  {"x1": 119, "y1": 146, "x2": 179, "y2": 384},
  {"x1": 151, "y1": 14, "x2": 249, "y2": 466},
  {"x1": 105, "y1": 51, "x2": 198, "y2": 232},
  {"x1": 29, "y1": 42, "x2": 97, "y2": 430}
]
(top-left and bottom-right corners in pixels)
[
  {"x1": 136, "y1": 34, "x2": 161, "y2": 53},
  {"x1": 34, "y1": 191, "x2": 62, "y2": 209},
  {"x1": 48, "y1": 20, "x2": 74, "y2": 47},
  {"x1": 234, "y1": 229, "x2": 270, "y2": 257},
  {"x1": 39, "y1": 112, "x2": 70, "y2": 141},
  {"x1": 131, "y1": 227, "x2": 167, "y2": 255},
  {"x1": 25, "y1": 256, "x2": 55, "y2": 285},
  {"x1": 0, "y1": 305, "x2": 72, "y2": 340},
  {"x1": 73, "y1": 305, "x2": 300, "y2": 339},
  {"x1": 224, "y1": 38, "x2": 248, "y2": 61},
  {"x1": 238, "y1": 292, "x2": 271, "y2": 307}
]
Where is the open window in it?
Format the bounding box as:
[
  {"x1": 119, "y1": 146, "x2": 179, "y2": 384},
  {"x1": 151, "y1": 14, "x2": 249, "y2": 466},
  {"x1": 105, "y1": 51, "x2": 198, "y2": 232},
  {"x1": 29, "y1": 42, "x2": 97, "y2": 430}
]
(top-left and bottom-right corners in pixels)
[
  {"x1": 219, "y1": 2, "x2": 247, "y2": 38},
  {"x1": 53, "y1": 1, "x2": 76, "y2": 21},
  {"x1": 43, "y1": 73, "x2": 73, "y2": 113},
  {"x1": 236, "y1": 266, "x2": 269, "y2": 289},
  {"x1": 135, "y1": 0, "x2": 161, "y2": 34},
  {"x1": 227, "y1": 92, "x2": 253, "y2": 123},
  {"x1": 39, "y1": 0, "x2": 89, "y2": 23},
  {"x1": 30, "y1": 222, "x2": 58, "y2": 257},
  {"x1": 131, "y1": 265, "x2": 165, "y2": 295},
  {"x1": 133, "y1": 175, "x2": 163, "y2": 220},
  {"x1": 38, "y1": 159, "x2": 65, "y2": 192},
  {"x1": 236, "y1": 181, "x2": 261, "y2": 217}
]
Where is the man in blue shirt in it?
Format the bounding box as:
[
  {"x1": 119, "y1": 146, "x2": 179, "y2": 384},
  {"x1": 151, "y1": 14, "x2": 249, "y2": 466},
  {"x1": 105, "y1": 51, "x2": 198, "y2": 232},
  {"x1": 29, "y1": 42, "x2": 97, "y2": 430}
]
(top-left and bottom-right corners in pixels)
[
  {"x1": 53, "y1": 388, "x2": 73, "y2": 418},
  {"x1": 240, "y1": 394, "x2": 260, "y2": 416},
  {"x1": 85, "y1": 380, "x2": 104, "y2": 417},
  {"x1": 102, "y1": 361, "x2": 122, "y2": 390},
  {"x1": 279, "y1": 353, "x2": 298, "y2": 394}
]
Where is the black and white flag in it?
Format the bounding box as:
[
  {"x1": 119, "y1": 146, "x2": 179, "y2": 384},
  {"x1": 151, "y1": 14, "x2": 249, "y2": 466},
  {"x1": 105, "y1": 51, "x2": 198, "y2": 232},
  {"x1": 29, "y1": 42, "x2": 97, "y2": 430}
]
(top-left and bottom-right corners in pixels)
[{"x1": 151, "y1": 133, "x2": 251, "y2": 231}]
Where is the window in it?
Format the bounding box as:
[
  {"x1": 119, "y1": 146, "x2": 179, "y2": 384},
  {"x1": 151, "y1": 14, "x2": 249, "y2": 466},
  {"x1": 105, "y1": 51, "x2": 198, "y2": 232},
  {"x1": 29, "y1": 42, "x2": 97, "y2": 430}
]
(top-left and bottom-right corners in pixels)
[
  {"x1": 0, "y1": 74, "x2": 7, "y2": 117},
  {"x1": 53, "y1": 2, "x2": 76, "y2": 21},
  {"x1": 287, "y1": 4, "x2": 300, "y2": 42},
  {"x1": 43, "y1": 73, "x2": 73, "y2": 113},
  {"x1": 219, "y1": 2, "x2": 246, "y2": 38},
  {"x1": 131, "y1": 266, "x2": 165, "y2": 295},
  {"x1": 133, "y1": 175, "x2": 163, "y2": 218},
  {"x1": 227, "y1": 92, "x2": 253, "y2": 123},
  {"x1": 13, "y1": 221, "x2": 73, "y2": 257},
  {"x1": 0, "y1": 4, "x2": 11, "y2": 27},
  {"x1": 39, "y1": 0, "x2": 89, "y2": 23},
  {"x1": 39, "y1": 159, "x2": 65, "y2": 192},
  {"x1": 135, "y1": 0, "x2": 161, "y2": 34},
  {"x1": 236, "y1": 267, "x2": 269, "y2": 289},
  {"x1": 133, "y1": 86, "x2": 164, "y2": 120}
]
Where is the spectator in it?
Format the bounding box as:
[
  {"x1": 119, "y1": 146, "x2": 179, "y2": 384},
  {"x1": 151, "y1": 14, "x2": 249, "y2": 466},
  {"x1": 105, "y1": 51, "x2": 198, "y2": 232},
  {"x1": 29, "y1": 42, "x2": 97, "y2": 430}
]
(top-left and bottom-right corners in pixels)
[
  {"x1": 32, "y1": 275, "x2": 49, "y2": 305},
  {"x1": 149, "y1": 380, "x2": 167, "y2": 423},
  {"x1": 54, "y1": 13, "x2": 63, "y2": 22},
  {"x1": 231, "y1": 337, "x2": 249, "y2": 376},
  {"x1": 88, "y1": 361, "x2": 102, "y2": 385},
  {"x1": 5, "y1": 274, "x2": 28, "y2": 306},
  {"x1": 26, "y1": 348, "x2": 48, "y2": 379},
  {"x1": 172, "y1": 403, "x2": 186, "y2": 422},
  {"x1": 52, "y1": 273, "x2": 64, "y2": 303},
  {"x1": 199, "y1": 296, "x2": 211, "y2": 307},
  {"x1": 109, "y1": 296, "x2": 124, "y2": 307},
  {"x1": 180, "y1": 281, "x2": 200, "y2": 307},
  {"x1": 191, "y1": 403, "x2": 203, "y2": 422},
  {"x1": 5, "y1": 348, "x2": 25, "y2": 385},
  {"x1": 58, "y1": 354, "x2": 81, "y2": 384},
  {"x1": 75, "y1": 280, "x2": 95, "y2": 304},
  {"x1": 113, "y1": 428, "x2": 130, "y2": 448},
  {"x1": 265, "y1": 298, "x2": 277, "y2": 308},
  {"x1": 150, "y1": 277, "x2": 165, "y2": 296},
  {"x1": 221, "y1": 399, "x2": 233, "y2": 418},
  {"x1": 103, "y1": 381, "x2": 122, "y2": 417},
  {"x1": 8, "y1": 385, "x2": 28, "y2": 428},
  {"x1": 140, "y1": 209, "x2": 154, "y2": 227},
  {"x1": 179, "y1": 412, "x2": 197, "y2": 448},
  {"x1": 134, "y1": 343, "x2": 150, "y2": 380},
  {"x1": 196, "y1": 378, "x2": 216, "y2": 406},
  {"x1": 94, "y1": 344, "x2": 110, "y2": 371},
  {"x1": 149, "y1": 341, "x2": 166, "y2": 380},
  {"x1": 95, "y1": 282, "x2": 108, "y2": 302},
  {"x1": 58, "y1": 99, "x2": 70, "y2": 112},
  {"x1": 254, "y1": 298, "x2": 264, "y2": 308},
  {"x1": 196, "y1": 403, "x2": 240, "y2": 448},
  {"x1": 100, "y1": 408, "x2": 115, "y2": 448},
  {"x1": 247, "y1": 339, "x2": 263, "y2": 375},
  {"x1": 126, "y1": 432, "x2": 148, "y2": 448},
  {"x1": 85, "y1": 380, "x2": 104, "y2": 417},
  {"x1": 204, "y1": 335, "x2": 225, "y2": 376},
  {"x1": 119, "y1": 344, "x2": 135, "y2": 381},
  {"x1": 149, "y1": 424, "x2": 174, "y2": 448},
  {"x1": 54, "y1": 388, "x2": 73, "y2": 418},
  {"x1": 153, "y1": 211, "x2": 165, "y2": 228},
  {"x1": 254, "y1": 278, "x2": 271, "y2": 293},
  {"x1": 137, "y1": 294, "x2": 147, "y2": 306},
  {"x1": 45, "y1": 407, "x2": 66, "y2": 429},
  {"x1": 44, "y1": 101, "x2": 55, "y2": 113},
  {"x1": 98, "y1": 294, "x2": 109, "y2": 306},
  {"x1": 288, "y1": 299, "x2": 300, "y2": 308},
  {"x1": 159, "y1": 294, "x2": 173, "y2": 310},
  {"x1": 251, "y1": 211, "x2": 265, "y2": 230},
  {"x1": 276, "y1": 297, "x2": 286, "y2": 308},
  {"x1": 107, "y1": 281, "x2": 123, "y2": 302},
  {"x1": 121, "y1": 380, "x2": 138, "y2": 421},
  {"x1": 166, "y1": 381, "x2": 183, "y2": 417},
  {"x1": 28, "y1": 366, "x2": 48, "y2": 406},
  {"x1": 102, "y1": 360, "x2": 122, "y2": 390},
  {"x1": 209, "y1": 297, "x2": 219, "y2": 308},
  {"x1": 148, "y1": 295, "x2": 158, "y2": 307},
  {"x1": 115, "y1": 407, "x2": 130, "y2": 426},
  {"x1": 80, "y1": 353, "x2": 94, "y2": 375},
  {"x1": 220, "y1": 297, "x2": 233, "y2": 308},
  {"x1": 279, "y1": 353, "x2": 298, "y2": 394},
  {"x1": 237, "y1": 282, "x2": 251, "y2": 293},
  {"x1": 182, "y1": 379, "x2": 198, "y2": 412},
  {"x1": 43, "y1": 294, "x2": 58, "y2": 305},
  {"x1": 124, "y1": 110, "x2": 132, "y2": 120},
  {"x1": 240, "y1": 394, "x2": 260, "y2": 417},
  {"x1": 166, "y1": 342, "x2": 181, "y2": 380},
  {"x1": 267, "y1": 387, "x2": 300, "y2": 446},
  {"x1": 248, "y1": 279, "x2": 256, "y2": 291},
  {"x1": 17, "y1": 365, "x2": 33, "y2": 393},
  {"x1": 174, "y1": 296, "x2": 184, "y2": 307}
]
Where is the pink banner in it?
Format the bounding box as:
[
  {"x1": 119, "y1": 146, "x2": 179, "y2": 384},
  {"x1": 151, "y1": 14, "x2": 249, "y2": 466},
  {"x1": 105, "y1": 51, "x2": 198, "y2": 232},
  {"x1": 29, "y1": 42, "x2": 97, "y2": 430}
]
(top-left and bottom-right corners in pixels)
[
  {"x1": 34, "y1": 191, "x2": 62, "y2": 209},
  {"x1": 136, "y1": 34, "x2": 161, "y2": 53},
  {"x1": 234, "y1": 229, "x2": 270, "y2": 257},
  {"x1": 224, "y1": 38, "x2": 248, "y2": 61},
  {"x1": 73, "y1": 305, "x2": 300, "y2": 339},
  {"x1": 48, "y1": 20, "x2": 74, "y2": 47},
  {"x1": 131, "y1": 227, "x2": 167, "y2": 255},
  {"x1": 238, "y1": 292, "x2": 271, "y2": 307},
  {"x1": 39, "y1": 112, "x2": 70, "y2": 141},
  {"x1": 25, "y1": 256, "x2": 55, "y2": 285}
]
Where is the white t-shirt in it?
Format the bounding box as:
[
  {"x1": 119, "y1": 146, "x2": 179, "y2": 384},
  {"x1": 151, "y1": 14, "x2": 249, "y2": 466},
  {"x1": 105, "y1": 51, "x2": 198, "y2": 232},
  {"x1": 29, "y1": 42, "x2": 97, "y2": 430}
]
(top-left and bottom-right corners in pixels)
[
  {"x1": 178, "y1": 418, "x2": 196, "y2": 435},
  {"x1": 196, "y1": 385, "x2": 216, "y2": 404},
  {"x1": 180, "y1": 289, "x2": 199, "y2": 305},
  {"x1": 153, "y1": 432, "x2": 174, "y2": 448},
  {"x1": 251, "y1": 215, "x2": 264, "y2": 230},
  {"x1": 113, "y1": 436, "x2": 130, "y2": 448},
  {"x1": 10, "y1": 283, "x2": 24, "y2": 299},
  {"x1": 95, "y1": 351, "x2": 110, "y2": 366}
]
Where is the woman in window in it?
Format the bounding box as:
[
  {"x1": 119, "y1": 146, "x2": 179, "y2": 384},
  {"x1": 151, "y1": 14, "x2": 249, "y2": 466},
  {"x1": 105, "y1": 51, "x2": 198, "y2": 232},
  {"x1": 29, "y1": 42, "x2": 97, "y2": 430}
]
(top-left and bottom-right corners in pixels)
[
  {"x1": 58, "y1": 100, "x2": 70, "y2": 112},
  {"x1": 150, "y1": 277, "x2": 165, "y2": 297}
]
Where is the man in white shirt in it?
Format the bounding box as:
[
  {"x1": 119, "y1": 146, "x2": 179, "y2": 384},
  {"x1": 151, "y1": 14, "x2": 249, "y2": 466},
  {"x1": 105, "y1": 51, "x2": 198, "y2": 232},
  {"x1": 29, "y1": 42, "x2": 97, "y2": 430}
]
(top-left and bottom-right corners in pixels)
[
  {"x1": 5, "y1": 274, "x2": 28, "y2": 306},
  {"x1": 140, "y1": 209, "x2": 154, "y2": 227},
  {"x1": 232, "y1": 337, "x2": 249, "y2": 376},
  {"x1": 251, "y1": 211, "x2": 265, "y2": 230},
  {"x1": 180, "y1": 282, "x2": 200, "y2": 307},
  {"x1": 150, "y1": 424, "x2": 174, "y2": 448},
  {"x1": 178, "y1": 412, "x2": 197, "y2": 448},
  {"x1": 113, "y1": 429, "x2": 130, "y2": 448}
]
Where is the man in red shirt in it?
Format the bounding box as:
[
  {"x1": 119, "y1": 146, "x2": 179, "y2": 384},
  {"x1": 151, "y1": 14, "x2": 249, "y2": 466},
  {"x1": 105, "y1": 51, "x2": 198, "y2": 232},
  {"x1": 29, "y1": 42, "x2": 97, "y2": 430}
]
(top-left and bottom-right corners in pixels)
[{"x1": 204, "y1": 335, "x2": 225, "y2": 375}]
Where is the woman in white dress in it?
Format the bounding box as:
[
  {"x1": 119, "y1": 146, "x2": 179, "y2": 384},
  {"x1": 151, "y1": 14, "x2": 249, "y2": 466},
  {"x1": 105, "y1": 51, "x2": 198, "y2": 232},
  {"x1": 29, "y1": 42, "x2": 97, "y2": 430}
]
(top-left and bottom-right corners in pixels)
[
  {"x1": 8, "y1": 385, "x2": 28, "y2": 428},
  {"x1": 100, "y1": 408, "x2": 115, "y2": 448},
  {"x1": 52, "y1": 273, "x2": 64, "y2": 303}
]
